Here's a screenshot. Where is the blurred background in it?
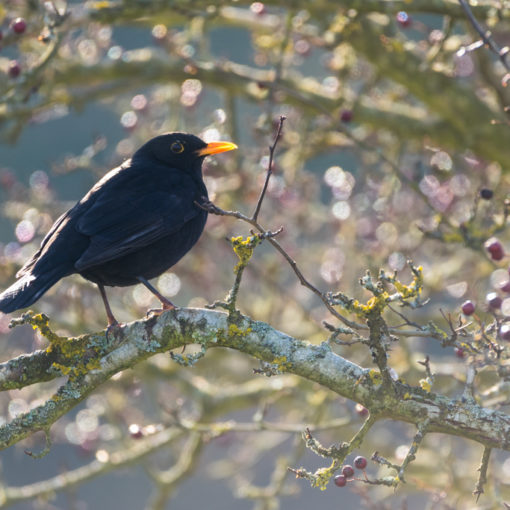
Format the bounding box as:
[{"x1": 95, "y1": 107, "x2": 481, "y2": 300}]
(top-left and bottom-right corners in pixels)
[{"x1": 1, "y1": 1, "x2": 510, "y2": 508}]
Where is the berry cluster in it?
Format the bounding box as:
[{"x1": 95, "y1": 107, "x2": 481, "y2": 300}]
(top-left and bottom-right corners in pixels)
[
  {"x1": 2, "y1": 17, "x2": 27, "y2": 79},
  {"x1": 459, "y1": 191, "x2": 510, "y2": 343},
  {"x1": 461, "y1": 271, "x2": 510, "y2": 321},
  {"x1": 461, "y1": 289, "x2": 510, "y2": 341},
  {"x1": 333, "y1": 456, "x2": 368, "y2": 487},
  {"x1": 480, "y1": 189, "x2": 505, "y2": 261}
]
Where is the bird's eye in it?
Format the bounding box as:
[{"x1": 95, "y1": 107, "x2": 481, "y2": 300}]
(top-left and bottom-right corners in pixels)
[{"x1": 170, "y1": 141, "x2": 185, "y2": 154}]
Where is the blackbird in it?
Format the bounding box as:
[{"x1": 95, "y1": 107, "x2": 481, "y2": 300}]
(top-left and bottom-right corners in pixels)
[{"x1": 0, "y1": 133, "x2": 237, "y2": 326}]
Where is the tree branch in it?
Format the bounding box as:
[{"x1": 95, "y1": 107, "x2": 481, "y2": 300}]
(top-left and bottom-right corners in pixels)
[{"x1": 1, "y1": 308, "x2": 510, "y2": 453}]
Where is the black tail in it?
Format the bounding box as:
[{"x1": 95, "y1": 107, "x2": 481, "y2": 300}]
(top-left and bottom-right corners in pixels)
[{"x1": 0, "y1": 270, "x2": 62, "y2": 314}]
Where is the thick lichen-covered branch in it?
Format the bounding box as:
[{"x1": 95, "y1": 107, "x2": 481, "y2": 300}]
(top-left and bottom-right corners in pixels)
[{"x1": 1, "y1": 308, "x2": 510, "y2": 454}]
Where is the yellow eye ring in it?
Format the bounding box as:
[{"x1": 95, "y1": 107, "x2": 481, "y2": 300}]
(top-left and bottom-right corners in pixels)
[{"x1": 170, "y1": 141, "x2": 185, "y2": 153}]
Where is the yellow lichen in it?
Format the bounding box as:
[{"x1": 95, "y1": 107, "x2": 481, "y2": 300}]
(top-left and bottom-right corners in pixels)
[
  {"x1": 363, "y1": 293, "x2": 390, "y2": 313},
  {"x1": 428, "y1": 322, "x2": 449, "y2": 341},
  {"x1": 29, "y1": 314, "x2": 105, "y2": 379},
  {"x1": 26, "y1": 313, "x2": 65, "y2": 345},
  {"x1": 228, "y1": 323, "x2": 253, "y2": 337},
  {"x1": 52, "y1": 353, "x2": 102, "y2": 379},
  {"x1": 271, "y1": 356, "x2": 292, "y2": 371},
  {"x1": 419, "y1": 377, "x2": 432, "y2": 392},
  {"x1": 339, "y1": 293, "x2": 390, "y2": 318},
  {"x1": 91, "y1": 1, "x2": 111, "y2": 9},
  {"x1": 368, "y1": 369, "x2": 382, "y2": 385},
  {"x1": 231, "y1": 235, "x2": 260, "y2": 272},
  {"x1": 311, "y1": 462, "x2": 336, "y2": 490},
  {"x1": 52, "y1": 363, "x2": 72, "y2": 376},
  {"x1": 392, "y1": 266, "x2": 423, "y2": 299}
]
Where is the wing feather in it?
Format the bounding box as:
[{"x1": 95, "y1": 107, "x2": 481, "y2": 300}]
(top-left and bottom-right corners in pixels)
[{"x1": 74, "y1": 191, "x2": 199, "y2": 271}]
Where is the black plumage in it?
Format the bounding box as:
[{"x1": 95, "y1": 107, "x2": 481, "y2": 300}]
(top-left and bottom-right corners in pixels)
[{"x1": 0, "y1": 133, "x2": 237, "y2": 325}]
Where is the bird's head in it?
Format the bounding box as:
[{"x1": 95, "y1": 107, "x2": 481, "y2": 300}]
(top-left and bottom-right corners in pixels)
[{"x1": 136, "y1": 132, "x2": 237, "y2": 172}]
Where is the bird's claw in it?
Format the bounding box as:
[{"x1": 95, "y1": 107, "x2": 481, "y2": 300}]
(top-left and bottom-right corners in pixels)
[
  {"x1": 146, "y1": 302, "x2": 176, "y2": 317},
  {"x1": 105, "y1": 321, "x2": 124, "y2": 342},
  {"x1": 196, "y1": 197, "x2": 221, "y2": 214}
]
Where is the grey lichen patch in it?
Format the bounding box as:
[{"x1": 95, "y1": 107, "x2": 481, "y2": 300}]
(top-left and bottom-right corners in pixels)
[
  {"x1": 0, "y1": 351, "x2": 56, "y2": 391},
  {"x1": 170, "y1": 344, "x2": 207, "y2": 367},
  {"x1": 148, "y1": 319, "x2": 164, "y2": 340},
  {"x1": 130, "y1": 321, "x2": 161, "y2": 352}
]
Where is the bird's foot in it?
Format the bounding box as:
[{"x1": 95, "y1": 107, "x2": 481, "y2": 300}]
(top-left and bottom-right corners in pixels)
[
  {"x1": 105, "y1": 320, "x2": 124, "y2": 342},
  {"x1": 146, "y1": 301, "x2": 176, "y2": 317}
]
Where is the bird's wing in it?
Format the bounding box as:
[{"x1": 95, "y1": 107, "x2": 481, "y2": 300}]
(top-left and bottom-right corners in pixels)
[
  {"x1": 16, "y1": 210, "x2": 72, "y2": 277},
  {"x1": 74, "y1": 191, "x2": 200, "y2": 271}
]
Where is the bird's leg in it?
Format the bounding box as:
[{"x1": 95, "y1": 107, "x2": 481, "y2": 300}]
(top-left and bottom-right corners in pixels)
[
  {"x1": 137, "y1": 276, "x2": 175, "y2": 315},
  {"x1": 98, "y1": 284, "x2": 121, "y2": 338}
]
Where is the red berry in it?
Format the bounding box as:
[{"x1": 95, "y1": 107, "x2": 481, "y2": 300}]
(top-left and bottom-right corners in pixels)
[
  {"x1": 355, "y1": 402, "x2": 369, "y2": 417},
  {"x1": 454, "y1": 347, "x2": 465, "y2": 358},
  {"x1": 340, "y1": 109, "x2": 353, "y2": 122},
  {"x1": 8, "y1": 60, "x2": 21, "y2": 78},
  {"x1": 461, "y1": 300, "x2": 475, "y2": 315},
  {"x1": 487, "y1": 292, "x2": 502, "y2": 310},
  {"x1": 342, "y1": 465, "x2": 355, "y2": 478},
  {"x1": 500, "y1": 324, "x2": 510, "y2": 341},
  {"x1": 354, "y1": 456, "x2": 367, "y2": 470},
  {"x1": 501, "y1": 281, "x2": 510, "y2": 293},
  {"x1": 396, "y1": 11, "x2": 412, "y2": 27},
  {"x1": 334, "y1": 474, "x2": 347, "y2": 487},
  {"x1": 485, "y1": 237, "x2": 505, "y2": 261},
  {"x1": 480, "y1": 188, "x2": 494, "y2": 200},
  {"x1": 10, "y1": 17, "x2": 26, "y2": 35}
]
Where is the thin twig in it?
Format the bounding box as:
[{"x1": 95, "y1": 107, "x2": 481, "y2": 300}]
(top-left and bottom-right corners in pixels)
[
  {"x1": 462, "y1": 363, "x2": 478, "y2": 405},
  {"x1": 473, "y1": 446, "x2": 491, "y2": 501},
  {"x1": 197, "y1": 197, "x2": 360, "y2": 329},
  {"x1": 458, "y1": 0, "x2": 510, "y2": 72},
  {"x1": 252, "y1": 115, "x2": 286, "y2": 222},
  {"x1": 198, "y1": 197, "x2": 482, "y2": 341},
  {"x1": 398, "y1": 419, "x2": 430, "y2": 482}
]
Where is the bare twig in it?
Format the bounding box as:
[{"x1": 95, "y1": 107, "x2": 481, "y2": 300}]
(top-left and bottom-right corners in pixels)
[
  {"x1": 372, "y1": 451, "x2": 400, "y2": 472},
  {"x1": 458, "y1": 0, "x2": 510, "y2": 73},
  {"x1": 462, "y1": 363, "x2": 478, "y2": 405},
  {"x1": 252, "y1": 115, "x2": 286, "y2": 222},
  {"x1": 198, "y1": 198, "x2": 360, "y2": 329},
  {"x1": 398, "y1": 419, "x2": 430, "y2": 483},
  {"x1": 473, "y1": 446, "x2": 491, "y2": 501}
]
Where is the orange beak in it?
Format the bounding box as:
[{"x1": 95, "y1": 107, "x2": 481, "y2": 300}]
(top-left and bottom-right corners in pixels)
[{"x1": 196, "y1": 141, "x2": 238, "y2": 157}]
